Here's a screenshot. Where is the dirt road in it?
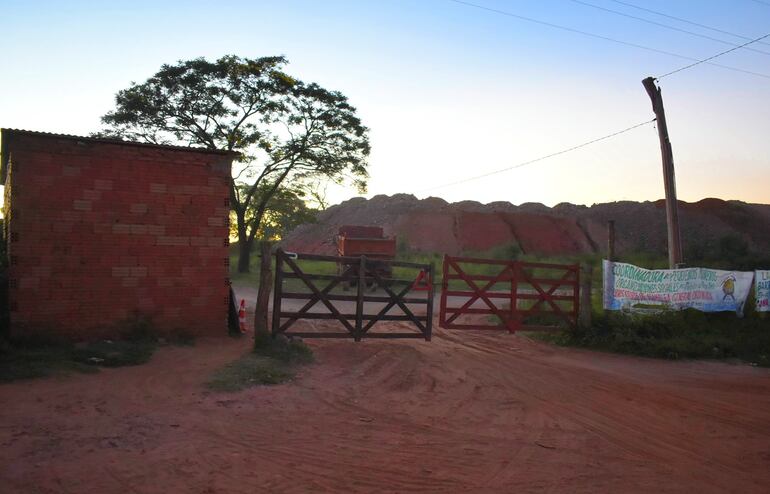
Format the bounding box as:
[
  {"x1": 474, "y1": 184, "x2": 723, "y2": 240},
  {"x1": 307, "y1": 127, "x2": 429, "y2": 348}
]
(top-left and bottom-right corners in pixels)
[{"x1": 2, "y1": 322, "x2": 770, "y2": 493}]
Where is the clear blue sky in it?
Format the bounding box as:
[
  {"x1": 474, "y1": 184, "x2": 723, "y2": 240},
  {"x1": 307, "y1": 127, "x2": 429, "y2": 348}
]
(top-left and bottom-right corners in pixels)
[{"x1": 3, "y1": 0, "x2": 769, "y2": 206}]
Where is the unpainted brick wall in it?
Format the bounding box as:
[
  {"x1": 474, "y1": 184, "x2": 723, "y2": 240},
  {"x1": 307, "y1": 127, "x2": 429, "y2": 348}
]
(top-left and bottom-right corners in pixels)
[{"x1": 4, "y1": 133, "x2": 233, "y2": 339}]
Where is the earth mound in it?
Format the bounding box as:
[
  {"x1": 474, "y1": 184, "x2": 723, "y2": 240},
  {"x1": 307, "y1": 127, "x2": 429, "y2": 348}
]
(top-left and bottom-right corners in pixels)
[{"x1": 282, "y1": 195, "x2": 770, "y2": 258}]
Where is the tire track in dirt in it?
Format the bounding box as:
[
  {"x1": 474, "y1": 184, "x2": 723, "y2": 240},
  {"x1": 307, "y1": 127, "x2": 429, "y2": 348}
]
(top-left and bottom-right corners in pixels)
[
  {"x1": 269, "y1": 321, "x2": 769, "y2": 491},
  {"x1": 271, "y1": 325, "x2": 602, "y2": 491},
  {"x1": 2, "y1": 320, "x2": 770, "y2": 493},
  {"x1": 430, "y1": 329, "x2": 770, "y2": 492}
]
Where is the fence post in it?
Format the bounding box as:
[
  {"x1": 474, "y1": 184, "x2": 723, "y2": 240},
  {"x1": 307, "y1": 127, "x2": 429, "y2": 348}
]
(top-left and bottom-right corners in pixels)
[
  {"x1": 607, "y1": 220, "x2": 616, "y2": 262},
  {"x1": 439, "y1": 255, "x2": 448, "y2": 329},
  {"x1": 425, "y1": 263, "x2": 434, "y2": 341},
  {"x1": 354, "y1": 256, "x2": 366, "y2": 342},
  {"x1": 271, "y1": 249, "x2": 284, "y2": 338},
  {"x1": 254, "y1": 241, "x2": 273, "y2": 349},
  {"x1": 579, "y1": 263, "x2": 593, "y2": 329},
  {"x1": 509, "y1": 262, "x2": 520, "y2": 332}
]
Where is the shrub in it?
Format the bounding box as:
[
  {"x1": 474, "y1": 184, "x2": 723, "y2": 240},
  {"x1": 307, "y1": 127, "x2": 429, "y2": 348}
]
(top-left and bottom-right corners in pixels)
[
  {"x1": 207, "y1": 336, "x2": 314, "y2": 392},
  {"x1": 531, "y1": 309, "x2": 770, "y2": 366}
]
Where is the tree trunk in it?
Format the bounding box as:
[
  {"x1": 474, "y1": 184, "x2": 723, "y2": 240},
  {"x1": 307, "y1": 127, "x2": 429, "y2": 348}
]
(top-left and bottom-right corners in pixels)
[
  {"x1": 237, "y1": 236, "x2": 253, "y2": 273},
  {"x1": 254, "y1": 241, "x2": 273, "y2": 349},
  {"x1": 234, "y1": 206, "x2": 252, "y2": 273},
  {"x1": 232, "y1": 165, "x2": 291, "y2": 274}
]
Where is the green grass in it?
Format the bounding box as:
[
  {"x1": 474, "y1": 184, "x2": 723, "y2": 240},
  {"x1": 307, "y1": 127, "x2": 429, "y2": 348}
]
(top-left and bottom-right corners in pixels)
[
  {"x1": 527, "y1": 310, "x2": 770, "y2": 367},
  {"x1": 0, "y1": 337, "x2": 159, "y2": 383},
  {"x1": 205, "y1": 353, "x2": 295, "y2": 391},
  {"x1": 517, "y1": 249, "x2": 770, "y2": 367},
  {"x1": 0, "y1": 344, "x2": 98, "y2": 382},
  {"x1": 206, "y1": 337, "x2": 314, "y2": 392},
  {"x1": 426, "y1": 246, "x2": 770, "y2": 367},
  {"x1": 232, "y1": 242, "x2": 770, "y2": 367},
  {"x1": 0, "y1": 313, "x2": 202, "y2": 383},
  {"x1": 253, "y1": 335, "x2": 314, "y2": 364},
  {"x1": 230, "y1": 243, "x2": 524, "y2": 292},
  {"x1": 229, "y1": 246, "x2": 339, "y2": 291},
  {"x1": 231, "y1": 235, "x2": 770, "y2": 289},
  {"x1": 70, "y1": 339, "x2": 157, "y2": 367},
  {"x1": 231, "y1": 246, "x2": 439, "y2": 295}
]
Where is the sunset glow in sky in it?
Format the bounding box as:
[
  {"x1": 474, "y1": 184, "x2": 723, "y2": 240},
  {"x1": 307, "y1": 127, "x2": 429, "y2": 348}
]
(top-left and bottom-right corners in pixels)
[{"x1": 3, "y1": 0, "x2": 769, "y2": 207}]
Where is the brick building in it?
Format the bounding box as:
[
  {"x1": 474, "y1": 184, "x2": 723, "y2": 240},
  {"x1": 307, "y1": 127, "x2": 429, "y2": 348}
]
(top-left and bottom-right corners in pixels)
[{"x1": 0, "y1": 129, "x2": 235, "y2": 339}]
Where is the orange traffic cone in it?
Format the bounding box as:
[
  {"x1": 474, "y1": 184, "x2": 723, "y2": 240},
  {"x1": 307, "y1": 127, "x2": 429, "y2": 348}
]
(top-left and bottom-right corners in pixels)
[
  {"x1": 238, "y1": 299, "x2": 247, "y2": 333},
  {"x1": 411, "y1": 270, "x2": 431, "y2": 291}
]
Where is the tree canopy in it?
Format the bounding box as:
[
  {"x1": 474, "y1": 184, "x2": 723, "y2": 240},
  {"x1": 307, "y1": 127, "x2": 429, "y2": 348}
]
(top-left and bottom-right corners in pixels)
[
  {"x1": 230, "y1": 183, "x2": 317, "y2": 242},
  {"x1": 100, "y1": 55, "x2": 370, "y2": 271}
]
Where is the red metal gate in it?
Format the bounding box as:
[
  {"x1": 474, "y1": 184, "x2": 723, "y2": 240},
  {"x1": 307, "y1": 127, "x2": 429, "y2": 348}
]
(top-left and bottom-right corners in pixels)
[{"x1": 439, "y1": 255, "x2": 579, "y2": 332}]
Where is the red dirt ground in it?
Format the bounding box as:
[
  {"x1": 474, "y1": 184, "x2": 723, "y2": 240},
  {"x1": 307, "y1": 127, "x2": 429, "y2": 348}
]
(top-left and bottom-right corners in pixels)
[{"x1": 2, "y1": 323, "x2": 770, "y2": 493}]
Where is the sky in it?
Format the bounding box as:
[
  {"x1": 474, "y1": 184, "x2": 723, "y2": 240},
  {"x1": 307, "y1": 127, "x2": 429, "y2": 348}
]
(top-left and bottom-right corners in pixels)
[{"x1": 2, "y1": 0, "x2": 769, "y2": 207}]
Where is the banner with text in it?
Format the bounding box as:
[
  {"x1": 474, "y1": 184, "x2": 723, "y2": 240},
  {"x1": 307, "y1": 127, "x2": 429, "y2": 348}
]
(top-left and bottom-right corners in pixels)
[
  {"x1": 603, "y1": 261, "x2": 754, "y2": 315},
  {"x1": 756, "y1": 270, "x2": 770, "y2": 312}
]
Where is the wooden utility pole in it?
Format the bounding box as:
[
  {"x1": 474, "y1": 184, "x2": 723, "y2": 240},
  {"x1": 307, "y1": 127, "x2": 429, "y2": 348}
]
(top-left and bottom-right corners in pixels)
[
  {"x1": 254, "y1": 241, "x2": 273, "y2": 348},
  {"x1": 607, "y1": 220, "x2": 616, "y2": 262},
  {"x1": 642, "y1": 77, "x2": 683, "y2": 269}
]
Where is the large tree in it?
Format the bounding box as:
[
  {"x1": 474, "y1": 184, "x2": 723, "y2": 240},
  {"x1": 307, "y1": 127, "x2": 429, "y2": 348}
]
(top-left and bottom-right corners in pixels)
[
  {"x1": 99, "y1": 55, "x2": 369, "y2": 271},
  {"x1": 230, "y1": 183, "x2": 317, "y2": 243}
]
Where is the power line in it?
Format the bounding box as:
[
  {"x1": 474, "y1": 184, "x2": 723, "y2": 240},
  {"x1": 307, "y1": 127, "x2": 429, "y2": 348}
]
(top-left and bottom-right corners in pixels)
[
  {"x1": 447, "y1": 0, "x2": 770, "y2": 80},
  {"x1": 414, "y1": 119, "x2": 656, "y2": 194},
  {"x1": 657, "y1": 32, "x2": 770, "y2": 79},
  {"x1": 608, "y1": 0, "x2": 770, "y2": 47},
  {"x1": 567, "y1": 0, "x2": 770, "y2": 56},
  {"x1": 418, "y1": 3, "x2": 768, "y2": 196}
]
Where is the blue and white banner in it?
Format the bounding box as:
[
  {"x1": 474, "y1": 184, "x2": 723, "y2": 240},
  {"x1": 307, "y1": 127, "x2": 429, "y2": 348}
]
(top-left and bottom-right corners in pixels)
[{"x1": 603, "y1": 260, "x2": 754, "y2": 315}]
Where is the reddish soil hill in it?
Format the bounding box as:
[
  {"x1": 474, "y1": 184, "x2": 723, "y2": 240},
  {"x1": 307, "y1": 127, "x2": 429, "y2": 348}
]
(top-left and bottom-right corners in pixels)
[{"x1": 282, "y1": 195, "x2": 770, "y2": 258}]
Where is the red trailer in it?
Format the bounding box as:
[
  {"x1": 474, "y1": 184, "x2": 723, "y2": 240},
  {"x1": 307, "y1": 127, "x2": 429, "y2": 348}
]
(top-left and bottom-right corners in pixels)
[{"x1": 336, "y1": 225, "x2": 397, "y2": 288}]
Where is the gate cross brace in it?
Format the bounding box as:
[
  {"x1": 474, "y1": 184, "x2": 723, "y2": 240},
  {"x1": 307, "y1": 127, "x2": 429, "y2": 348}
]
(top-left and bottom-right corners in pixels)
[
  {"x1": 444, "y1": 259, "x2": 516, "y2": 327},
  {"x1": 361, "y1": 282, "x2": 416, "y2": 333},
  {"x1": 281, "y1": 255, "x2": 357, "y2": 334},
  {"x1": 278, "y1": 263, "x2": 357, "y2": 333},
  {"x1": 369, "y1": 268, "x2": 427, "y2": 334},
  {"x1": 520, "y1": 268, "x2": 577, "y2": 324}
]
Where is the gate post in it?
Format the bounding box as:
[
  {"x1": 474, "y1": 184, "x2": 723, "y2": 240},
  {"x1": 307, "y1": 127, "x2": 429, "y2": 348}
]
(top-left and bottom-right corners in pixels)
[
  {"x1": 508, "y1": 261, "x2": 520, "y2": 333},
  {"x1": 425, "y1": 262, "x2": 434, "y2": 341},
  {"x1": 271, "y1": 249, "x2": 284, "y2": 337},
  {"x1": 439, "y1": 255, "x2": 449, "y2": 329},
  {"x1": 254, "y1": 241, "x2": 273, "y2": 348},
  {"x1": 579, "y1": 263, "x2": 593, "y2": 329},
  {"x1": 354, "y1": 255, "x2": 366, "y2": 342}
]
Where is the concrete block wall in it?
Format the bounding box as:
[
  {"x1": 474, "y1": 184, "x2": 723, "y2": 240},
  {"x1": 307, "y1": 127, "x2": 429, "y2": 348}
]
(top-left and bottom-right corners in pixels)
[{"x1": 2, "y1": 130, "x2": 234, "y2": 339}]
